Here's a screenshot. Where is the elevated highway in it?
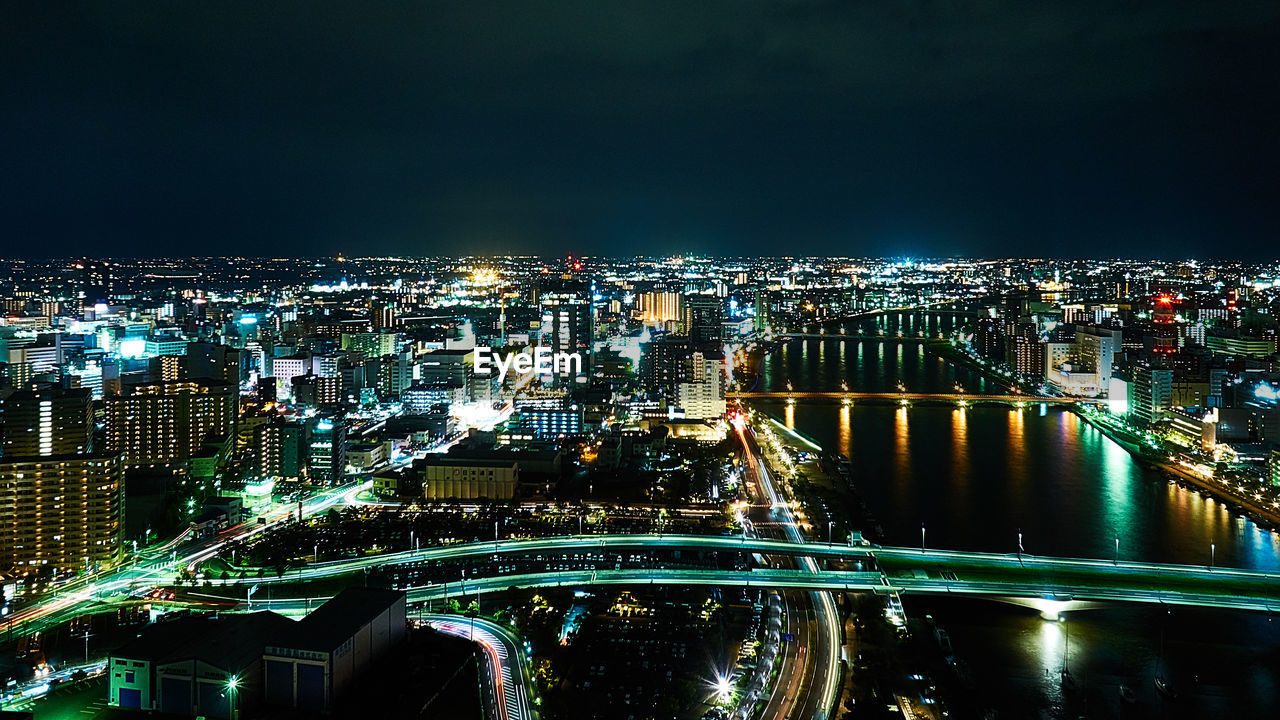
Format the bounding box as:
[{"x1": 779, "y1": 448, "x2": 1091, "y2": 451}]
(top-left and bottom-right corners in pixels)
[{"x1": 210, "y1": 533, "x2": 1280, "y2": 613}]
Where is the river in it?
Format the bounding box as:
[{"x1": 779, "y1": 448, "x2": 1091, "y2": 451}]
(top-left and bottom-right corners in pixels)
[{"x1": 754, "y1": 311, "x2": 1280, "y2": 719}]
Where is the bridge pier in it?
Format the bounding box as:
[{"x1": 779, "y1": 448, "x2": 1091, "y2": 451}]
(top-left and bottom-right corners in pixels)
[{"x1": 995, "y1": 597, "x2": 1108, "y2": 620}]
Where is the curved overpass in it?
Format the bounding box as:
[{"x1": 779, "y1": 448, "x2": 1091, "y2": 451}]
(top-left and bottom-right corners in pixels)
[
  {"x1": 216, "y1": 534, "x2": 1280, "y2": 612},
  {"x1": 239, "y1": 565, "x2": 1277, "y2": 615}
]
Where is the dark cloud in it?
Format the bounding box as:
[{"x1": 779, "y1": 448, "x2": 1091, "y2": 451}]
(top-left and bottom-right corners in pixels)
[{"x1": 2, "y1": 1, "x2": 1279, "y2": 258}]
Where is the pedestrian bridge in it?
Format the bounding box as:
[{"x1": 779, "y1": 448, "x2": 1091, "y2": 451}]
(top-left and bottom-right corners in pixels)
[{"x1": 223, "y1": 534, "x2": 1280, "y2": 614}]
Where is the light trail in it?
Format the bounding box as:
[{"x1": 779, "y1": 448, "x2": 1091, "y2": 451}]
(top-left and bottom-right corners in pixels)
[{"x1": 427, "y1": 614, "x2": 536, "y2": 720}]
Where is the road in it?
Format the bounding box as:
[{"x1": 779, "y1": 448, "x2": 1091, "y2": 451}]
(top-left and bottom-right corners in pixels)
[
  {"x1": 735, "y1": 417, "x2": 841, "y2": 720},
  {"x1": 4, "y1": 480, "x2": 368, "y2": 638},
  {"x1": 228, "y1": 566, "x2": 1278, "y2": 614},
  {"x1": 426, "y1": 614, "x2": 536, "y2": 720},
  {"x1": 728, "y1": 391, "x2": 1068, "y2": 406}
]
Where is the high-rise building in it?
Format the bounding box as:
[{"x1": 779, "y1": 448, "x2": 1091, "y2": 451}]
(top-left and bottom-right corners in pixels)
[
  {"x1": 0, "y1": 453, "x2": 125, "y2": 578},
  {"x1": 1, "y1": 386, "x2": 93, "y2": 457},
  {"x1": 261, "y1": 419, "x2": 307, "y2": 480},
  {"x1": 753, "y1": 290, "x2": 771, "y2": 333},
  {"x1": 185, "y1": 342, "x2": 244, "y2": 384},
  {"x1": 543, "y1": 298, "x2": 592, "y2": 380},
  {"x1": 106, "y1": 380, "x2": 237, "y2": 467},
  {"x1": 308, "y1": 416, "x2": 347, "y2": 485},
  {"x1": 1006, "y1": 335, "x2": 1044, "y2": 378},
  {"x1": 80, "y1": 259, "x2": 114, "y2": 306},
  {"x1": 639, "y1": 335, "x2": 692, "y2": 398},
  {"x1": 676, "y1": 350, "x2": 726, "y2": 420},
  {"x1": 683, "y1": 294, "x2": 724, "y2": 345},
  {"x1": 1128, "y1": 364, "x2": 1173, "y2": 427}
]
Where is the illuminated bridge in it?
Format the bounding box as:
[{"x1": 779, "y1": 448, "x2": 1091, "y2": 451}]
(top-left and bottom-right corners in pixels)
[
  {"x1": 219, "y1": 534, "x2": 1280, "y2": 614},
  {"x1": 779, "y1": 333, "x2": 931, "y2": 342},
  {"x1": 726, "y1": 391, "x2": 1073, "y2": 406}
]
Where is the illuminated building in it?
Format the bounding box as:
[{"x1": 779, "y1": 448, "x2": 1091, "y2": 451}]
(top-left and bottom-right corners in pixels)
[
  {"x1": 1128, "y1": 364, "x2": 1173, "y2": 427},
  {"x1": 106, "y1": 380, "x2": 237, "y2": 467},
  {"x1": 639, "y1": 335, "x2": 692, "y2": 397},
  {"x1": 542, "y1": 298, "x2": 592, "y2": 380},
  {"x1": 676, "y1": 350, "x2": 726, "y2": 420},
  {"x1": 268, "y1": 354, "x2": 312, "y2": 401},
  {"x1": 1205, "y1": 334, "x2": 1275, "y2": 358},
  {"x1": 683, "y1": 294, "x2": 724, "y2": 345},
  {"x1": 261, "y1": 419, "x2": 307, "y2": 480},
  {"x1": 0, "y1": 453, "x2": 125, "y2": 578},
  {"x1": 638, "y1": 292, "x2": 683, "y2": 327},
  {"x1": 340, "y1": 332, "x2": 398, "y2": 358},
  {"x1": 144, "y1": 337, "x2": 188, "y2": 356},
  {"x1": 753, "y1": 290, "x2": 771, "y2": 332},
  {"x1": 417, "y1": 457, "x2": 518, "y2": 500},
  {"x1": 1006, "y1": 335, "x2": 1044, "y2": 378},
  {"x1": 1, "y1": 386, "x2": 93, "y2": 457},
  {"x1": 307, "y1": 417, "x2": 347, "y2": 485},
  {"x1": 517, "y1": 407, "x2": 582, "y2": 438}
]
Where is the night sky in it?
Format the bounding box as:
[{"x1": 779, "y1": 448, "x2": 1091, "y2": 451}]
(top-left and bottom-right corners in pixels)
[{"x1": 4, "y1": 2, "x2": 1279, "y2": 259}]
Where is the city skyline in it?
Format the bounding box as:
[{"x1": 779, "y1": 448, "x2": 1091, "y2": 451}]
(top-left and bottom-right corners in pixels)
[
  {"x1": 4, "y1": 2, "x2": 1280, "y2": 718},
  {"x1": 5, "y1": 2, "x2": 1280, "y2": 259}
]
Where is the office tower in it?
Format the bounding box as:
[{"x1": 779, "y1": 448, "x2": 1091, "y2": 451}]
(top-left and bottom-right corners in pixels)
[
  {"x1": 753, "y1": 290, "x2": 771, "y2": 333},
  {"x1": 683, "y1": 294, "x2": 724, "y2": 345},
  {"x1": 1128, "y1": 364, "x2": 1173, "y2": 427},
  {"x1": 1, "y1": 386, "x2": 93, "y2": 457},
  {"x1": 0, "y1": 453, "x2": 125, "y2": 578},
  {"x1": 269, "y1": 353, "x2": 312, "y2": 401},
  {"x1": 106, "y1": 380, "x2": 237, "y2": 467},
  {"x1": 308, "y1": 416, "x2": 347, "y2": 485}
]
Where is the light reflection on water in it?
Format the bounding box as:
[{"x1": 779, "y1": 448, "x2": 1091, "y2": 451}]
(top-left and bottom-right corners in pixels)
[{"x1": 754, "y1": 318, "x2": 1280, "y2": 716}]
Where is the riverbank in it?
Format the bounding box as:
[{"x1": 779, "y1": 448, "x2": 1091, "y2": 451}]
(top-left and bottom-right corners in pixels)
[
  {"x1": 930, "y1": 338, "x2": 1280, "y2": 531},
  {"x1": 1073, "y1": 409, "x2": 1280, "y2": 530}
]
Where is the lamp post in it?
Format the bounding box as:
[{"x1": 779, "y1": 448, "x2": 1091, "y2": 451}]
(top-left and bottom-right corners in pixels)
[
  {"x1": 828, "y1": 521, "x2": 835, "y2": 546},
  {"x1": 1114, "y1": 537, "x2": 1119, "y2": 566},
  {"x1": 1210, "y1": 542, "x2": 1215, "y2": 571},
  {"x1": 921, "y1": 523, "x2": 926, "y2": 553}
]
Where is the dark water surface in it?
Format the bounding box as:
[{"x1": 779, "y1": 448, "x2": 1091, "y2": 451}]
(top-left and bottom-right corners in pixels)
[{"x1": 755, "y1": 312, "x2": 1280, "y2": 718}]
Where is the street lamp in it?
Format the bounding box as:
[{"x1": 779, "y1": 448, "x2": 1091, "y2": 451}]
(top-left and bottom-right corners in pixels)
[
  {"x1": 921, "y1": 523, "x2": 926, "y2": 553},
  {"x1": 225, "y1": 675, "x2": 240, "y2": 720},
  {"x1": 828, "y1": 521, "x2": 835, "y2": 545},
  {"x1": 1114, "y1": 537, "x2": 1119, "y2": 566},
  {"x1": 1210, "y1": 542, "x2": 1216, "y2": 571}
]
